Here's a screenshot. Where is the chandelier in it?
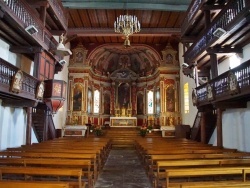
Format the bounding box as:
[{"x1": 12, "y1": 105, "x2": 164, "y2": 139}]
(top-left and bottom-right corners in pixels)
[{"x1": 114, "y1": 13, "x2": 141, "y2": 47}]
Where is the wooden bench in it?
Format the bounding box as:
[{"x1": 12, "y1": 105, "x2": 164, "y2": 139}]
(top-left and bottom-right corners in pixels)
[
  {"x1": 154, "y1": 158, "x2": 250, "y2": 187},
  {"x1": 164, "y1": 166, "x2": 250, "y2": 188},
  {"x1": 0, "y1": 166, "x2": 85, "y2": 188},
  {"x1": 0, "y1": 151, "x2": 98, "y2": 182},
  {"x1": 0, "y1": 180, "x2": 70, "y2": 188},
  {"x1": 0, "y1": 158, "x2": 93, "y2": 187}
]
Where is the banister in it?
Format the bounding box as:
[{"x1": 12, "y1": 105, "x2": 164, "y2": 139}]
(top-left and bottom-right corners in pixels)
[{"x1": 184, "y1": 0, "x2": 250, "y2": 64}]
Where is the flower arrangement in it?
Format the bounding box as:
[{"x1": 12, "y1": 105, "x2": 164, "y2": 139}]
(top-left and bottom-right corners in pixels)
[
  {"x1": 147, "y1": 125, "x2": 153, "y2": 133},
  {"x1": 140, "y1": 125, "x2": 147, "y2": 137},
  {"x1": 93, "y1": 125, "x2": 103, "y2": 136}
]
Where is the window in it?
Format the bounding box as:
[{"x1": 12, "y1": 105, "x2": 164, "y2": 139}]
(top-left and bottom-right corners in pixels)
[
  {"x1": 229, "y1": 54, "x2": 241, "y2": 69},
  {"x1": 184, "y1": 83, "x2": 189, "y2": 114},
  {"x1": 147, "y1": 91, "x2": 154, "y2": 114},
  {"x1": 93, "y1": 90, "x2": 100, "y2": 113}
]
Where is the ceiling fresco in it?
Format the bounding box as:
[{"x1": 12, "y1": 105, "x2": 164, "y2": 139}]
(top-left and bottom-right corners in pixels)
[{"x1": 88, "y1": 44, "x2": 162, "y2": 77}]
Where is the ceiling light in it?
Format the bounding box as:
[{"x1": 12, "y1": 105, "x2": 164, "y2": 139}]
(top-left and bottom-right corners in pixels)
[{"x1": 114, "y1": 13, "x2": 141, "y2": 47}]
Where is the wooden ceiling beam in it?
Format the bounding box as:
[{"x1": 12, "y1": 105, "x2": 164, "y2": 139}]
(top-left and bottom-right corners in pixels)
[
  {"x1": 10, "y1": 46, "x2": 43, "y2": 54},
  {"x1": 67, "y1": 27, "x2": 181, "y2": 37},
  {"x1": 62, "y1": 1, "x2": 189, "y2": 11},
  {"x1": 202, "y1": 5, "x2": 225, "y2": 11},
  {"x1": 213, "y1": 101, "x2": 247, "y2": 109},
  {"x1": 2, "y1": 99, "x2": 38, "y2": 108},
  {"x1": 206, "y1": 46, "x2": 242, "y2": 54}
]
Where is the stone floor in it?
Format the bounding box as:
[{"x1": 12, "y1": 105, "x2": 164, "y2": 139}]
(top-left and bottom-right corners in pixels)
[{"x1": 94, "y1": 149, "x2": 153, "y2": 188}]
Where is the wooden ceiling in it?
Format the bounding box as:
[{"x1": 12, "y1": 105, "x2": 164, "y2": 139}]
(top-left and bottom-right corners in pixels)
[{"x1": 61, "y1": 0, "x2": 191, "y2": 48}]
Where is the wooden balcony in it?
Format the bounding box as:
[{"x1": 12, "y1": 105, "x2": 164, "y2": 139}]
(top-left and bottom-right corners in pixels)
[
  {"x1": 195, "y1": 59, "x2": 250, "y2": 108},
  {"x1": 183, "y1": 0, "x2": 250, "y2": 70},
  {"x1": 0, "y1": 58, "x2": 39, "y2": 103},
  {"x1": 181, "y1": 0, "x2": 206, "y2": 36},
  {"x1": 0, "y1": 0, "x2": 58, "y2": 52}
]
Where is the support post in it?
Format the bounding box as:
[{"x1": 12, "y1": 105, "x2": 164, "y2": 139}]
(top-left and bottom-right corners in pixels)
[{"x1": 26, "y1": 107, "x2": 32, "y2": 145}]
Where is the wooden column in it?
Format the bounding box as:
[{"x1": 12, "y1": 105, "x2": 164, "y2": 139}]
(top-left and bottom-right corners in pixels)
[
  {"x1": 26, "y1": 107, "x2": 32, "y2": 145},
  {"x1": 210, "y1": 53, "x2": 219, "y2": 79},
  {"x1": 43, "y1": 107, "x2": 49, "y2": 141},
  {"x1": 200, "y1": 112, "x2": 206, "y2": 144},
  {"x1": 216, "y1": 108, "x2": 223, "y2": 147},
  {"x1": 204, "y1": 10, "x2": 211, "y2": 29}
]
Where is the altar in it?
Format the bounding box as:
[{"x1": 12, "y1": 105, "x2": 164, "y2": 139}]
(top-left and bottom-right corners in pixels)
[
  {"x1": 160, "y1": 126, "x2": 175, "y2": 137},
  {"x1": 110, "y1": 117, "x2": 137, "y2": 127},
  {"x1": 62, "y1": 125, "x2": 87, "y2": 137}
]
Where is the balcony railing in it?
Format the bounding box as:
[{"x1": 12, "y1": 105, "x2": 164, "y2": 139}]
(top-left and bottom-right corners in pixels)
[
  {"x1": 195, "y1": 60, "x2": 250, "y2": 106},
  {"x1": 181, "y1": 0, "x2": 204, "y2": 35},
  {"x1": 48, "y1": 0, "x2": 68, "y2": 30},
  {"x1": 0, "y1": 0, "x2": 58, "y2": 51},
  {"x1": 184, "y1": 0, "x2": 250, "y2": 64},
  {"x1": 0, "y1": 58, "x2": 39, "y2": 99}
]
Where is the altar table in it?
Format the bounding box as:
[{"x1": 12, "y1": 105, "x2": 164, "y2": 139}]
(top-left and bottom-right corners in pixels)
[{"x1": 110, "y1": 117, "x2": 137, "y2": 127}]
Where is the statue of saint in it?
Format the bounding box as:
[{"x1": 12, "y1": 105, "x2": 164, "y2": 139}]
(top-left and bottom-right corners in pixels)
[{"x1": 121, "y1": 106, "x2": 126, "y2": 117}]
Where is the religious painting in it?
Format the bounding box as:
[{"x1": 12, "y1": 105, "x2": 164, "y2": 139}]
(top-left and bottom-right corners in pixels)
[
  {"x1": 137, "y1": 93, "x2": 144, "y2": 115},
  {"x1": 118, "y1": 83, "x2": 130, "y2": 108},
  {"x1": 70, "y1": 44, "x2": 88, "y2": 65},
  {"x1": 161, "y1": 43, "x2": 178, "y2": 66},
  {"x1": 166, "y1": 85, "x2": 175, "y2": 112},
  {"x1": 103, "y1": 92, "x2": 110, "y2": 114},
  {"x1": 73, "y1": 84, "x2": 83, "y2": 111},
  {"x1": 87, "y1": 88, "x2": 92, "y2": 113}
]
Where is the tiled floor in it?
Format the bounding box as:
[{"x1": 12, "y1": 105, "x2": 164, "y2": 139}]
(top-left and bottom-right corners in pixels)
[{"x1": 94, "y1": 149, "x2": 153, "y2": 188}]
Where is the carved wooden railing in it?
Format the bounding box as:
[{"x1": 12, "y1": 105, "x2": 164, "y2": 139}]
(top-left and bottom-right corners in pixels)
[
  {"x1": 184, "y1": 0, "x2": 250, "y2": 63},
  {"x1": 0, "y1": 0, "x2": 58, "y2": 51},
  {"x1": 196, "y1": 59, "x2": 250, "y2": 106},
  {"x1": 48, "y1": 0, "x2": 68, "y2": 30},
  {"x1": 181, "y1": 0, "x2": 204, "y2": 35},
  {"x1": 0, "y1": 58, "x2": 39, "y2": 99}
]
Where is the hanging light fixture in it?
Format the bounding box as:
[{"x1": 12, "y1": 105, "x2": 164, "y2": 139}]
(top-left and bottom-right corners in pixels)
[{"x1": 114, "y1": 9, "x2": 141, "y2": 47}]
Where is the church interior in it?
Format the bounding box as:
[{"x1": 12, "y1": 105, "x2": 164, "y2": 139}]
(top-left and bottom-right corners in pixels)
[{"x1": 1, "y1": 0, "x2": 250, "y2": 187}]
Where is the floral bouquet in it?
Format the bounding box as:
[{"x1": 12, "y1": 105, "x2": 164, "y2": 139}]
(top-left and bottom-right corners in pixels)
[
  {"x1": 94, "y1": 125, "x2": 103, "y2": 136},
  {"x1": 140, "y1": 125, "x2": 147, "y2": 137}
]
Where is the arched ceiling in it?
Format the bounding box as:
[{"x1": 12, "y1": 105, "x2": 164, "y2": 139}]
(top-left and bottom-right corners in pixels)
[{"x1": 89, "y1": 44, "x2": 162, "y2": 77}]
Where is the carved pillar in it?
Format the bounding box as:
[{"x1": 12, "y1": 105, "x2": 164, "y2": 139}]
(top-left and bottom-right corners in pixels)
[
  {"x1": 43, "y1": 107, "x2": 49, "y2": 141},
  {"x1": 84, "y1": 77, "x2": 88, "y2": 113},
  {"x1": 216, "y1": 108, "x2": 223, "y2": 147},
  {"x1": 110, "y1": 82, "x2": 116, "y2": 115},
  {"x1": 200, "y1": 112, "x2": 206, "y2": 144},
  {"x1": 26, "y1": 107, "x2": 32, "y2": 145}
]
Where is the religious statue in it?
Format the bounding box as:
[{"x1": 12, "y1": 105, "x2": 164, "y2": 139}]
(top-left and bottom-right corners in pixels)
[{"x1": 121, "y1": 106, "x2": 126, "y2": 117}]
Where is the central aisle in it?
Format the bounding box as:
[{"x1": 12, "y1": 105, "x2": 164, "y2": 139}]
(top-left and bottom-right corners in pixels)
[{"x1": 94, "y1": 149, "x2": 153, "y2": 188}]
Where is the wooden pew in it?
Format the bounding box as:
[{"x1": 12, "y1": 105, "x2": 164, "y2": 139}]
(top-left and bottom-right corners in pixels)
[
  {"x1": 154, "y1": 158, "x2": 250, "y2": 187},
  {"x1": 0, "y1": 166, "x2": 85, "y2": 188},
  {"x1": 0, "y1": 158, "x2": 93, "y2": 187},
  {"x1": 164, "y1": 166, "x2": 250, "y2": 188},
  {"x1": 0, "y1": 181, "x2": 70, "y2": 188},
  {"x1": 0, "y1": 151, "x2": 98, "y2": 182}
]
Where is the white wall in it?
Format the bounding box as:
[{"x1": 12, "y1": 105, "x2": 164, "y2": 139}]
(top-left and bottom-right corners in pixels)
[
  {"x1": 209, "y1": 43, "x2": 250, "y2": 151},
  {"x1": 0, "y1": 39, "x2": 38, "y2": 150},
  {"x1": 179, "y1": 43, "x2": 198, "y2": 127},
  {"x1": 52, "y1": 36, "x2": 70, "y2": 129}
]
